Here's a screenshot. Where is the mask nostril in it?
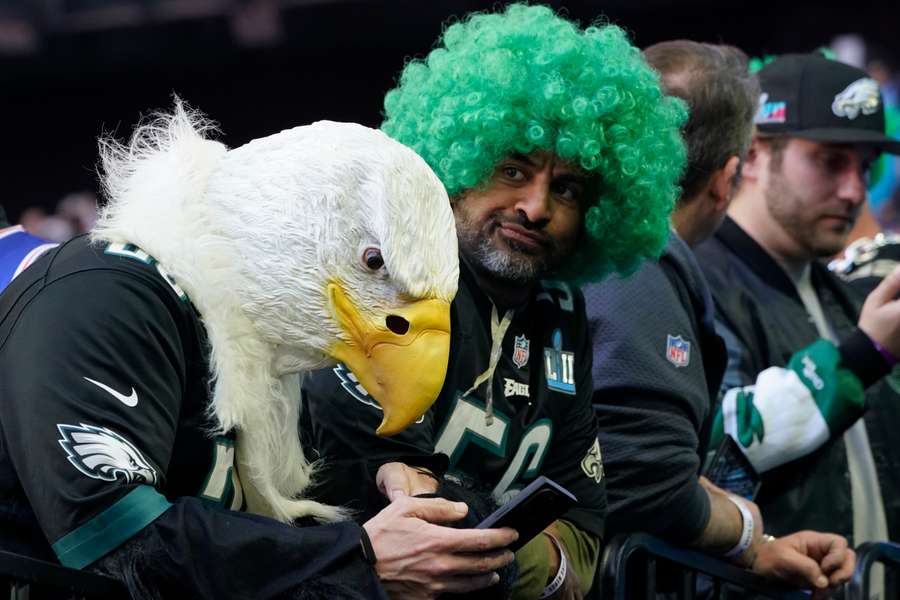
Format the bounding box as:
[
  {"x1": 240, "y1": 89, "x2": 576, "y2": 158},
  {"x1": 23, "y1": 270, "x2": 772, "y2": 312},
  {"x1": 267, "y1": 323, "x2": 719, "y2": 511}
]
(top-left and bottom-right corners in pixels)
[{"x1": 386, "y1": 315, "x2": 410, "y2": 335}]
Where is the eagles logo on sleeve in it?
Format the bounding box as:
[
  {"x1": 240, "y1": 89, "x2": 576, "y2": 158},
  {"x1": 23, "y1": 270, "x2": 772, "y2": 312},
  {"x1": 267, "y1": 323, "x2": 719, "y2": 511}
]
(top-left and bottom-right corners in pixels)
[
  {"x1": 57, "y1": 423, "x2": 158, "y2": 485},
  {"x1": 581, "y1": 438, "x2": 605, "y2": 484}
]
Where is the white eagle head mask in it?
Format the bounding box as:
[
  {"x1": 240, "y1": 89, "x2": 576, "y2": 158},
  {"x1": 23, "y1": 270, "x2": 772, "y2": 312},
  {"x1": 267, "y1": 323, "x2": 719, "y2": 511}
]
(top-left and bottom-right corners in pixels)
[{"x1": 92, "y1": 102, "x2": 458, "y2": 522}]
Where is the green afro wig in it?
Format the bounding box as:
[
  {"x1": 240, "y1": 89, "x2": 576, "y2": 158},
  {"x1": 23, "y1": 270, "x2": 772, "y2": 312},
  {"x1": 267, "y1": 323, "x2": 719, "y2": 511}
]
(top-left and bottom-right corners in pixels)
[{"x1": 382, "y1": 3, "x2": 687, "y2": 282}]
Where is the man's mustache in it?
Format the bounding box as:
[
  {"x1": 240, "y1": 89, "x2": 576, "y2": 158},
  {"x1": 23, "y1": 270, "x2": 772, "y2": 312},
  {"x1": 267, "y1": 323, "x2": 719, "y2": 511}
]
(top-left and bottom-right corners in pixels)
[{"x1": 491, "y1": 214, "x2": 558, "y2": 251}]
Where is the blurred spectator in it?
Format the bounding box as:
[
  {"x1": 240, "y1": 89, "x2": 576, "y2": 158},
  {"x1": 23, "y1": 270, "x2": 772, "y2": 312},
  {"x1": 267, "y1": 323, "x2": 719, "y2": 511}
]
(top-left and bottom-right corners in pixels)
[
  {"x1": 57, "y1": 192, "x2": 99, "y2": 233},
  {"x1": 19, "y1": 207, "x2": 49, "y2": 233},
  {"x1": 866, "y1": 64, "x2": 900, "y2": 226},
  {"x1": 0, "y1": 204, "x2": 56, "y2": 292},
  {"x1": 17, "y1": 191, "x2": 98, "y2": 242},
  {"x1": 30, "y1": 215, "x2": 75, "y2": 243}
]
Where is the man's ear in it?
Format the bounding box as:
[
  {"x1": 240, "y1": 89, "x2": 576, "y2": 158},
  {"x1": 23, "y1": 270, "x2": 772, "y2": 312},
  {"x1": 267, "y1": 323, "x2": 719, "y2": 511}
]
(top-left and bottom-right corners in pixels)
[
  {"x1": 740, "y1": 135, "x2": 767, "y2": 182},
  {"x1": 708, "y1": 155, "x2": 741, "y2": 211}
]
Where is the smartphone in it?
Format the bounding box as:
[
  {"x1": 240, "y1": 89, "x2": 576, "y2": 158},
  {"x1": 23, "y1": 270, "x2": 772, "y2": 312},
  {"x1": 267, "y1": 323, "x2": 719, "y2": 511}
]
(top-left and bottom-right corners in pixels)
[
  {"x1": 476, "y1": 476, "x2": 578, "y2": 551},
  {"x1": 703, "y1": 435, "x2": 761, "y2": 500}
]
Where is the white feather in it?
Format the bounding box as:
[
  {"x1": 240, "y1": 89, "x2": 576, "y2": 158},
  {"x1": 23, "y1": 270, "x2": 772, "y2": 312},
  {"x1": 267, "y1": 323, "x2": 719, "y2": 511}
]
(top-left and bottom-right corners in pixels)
[{"x1": 92, "y1": 100, "x2": 458, "y2": 522}]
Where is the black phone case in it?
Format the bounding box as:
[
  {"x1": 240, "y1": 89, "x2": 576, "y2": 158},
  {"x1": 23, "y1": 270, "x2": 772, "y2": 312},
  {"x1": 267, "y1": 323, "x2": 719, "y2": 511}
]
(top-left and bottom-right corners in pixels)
[{"x1": 476, "y1": 476, "x2": 578, "y2": 552}]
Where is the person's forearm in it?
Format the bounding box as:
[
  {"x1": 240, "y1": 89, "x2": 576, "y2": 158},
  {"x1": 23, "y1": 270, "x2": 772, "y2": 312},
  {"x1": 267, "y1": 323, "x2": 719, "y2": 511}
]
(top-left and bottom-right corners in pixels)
[
  {"x1": 90, "y1": 497, "x2": 377, "y2": 600},
  {"x1": 690, "y1": 478, "x2": 761, "y2": 567},
  {"x1": 690, "y1": 480, "x2": 743, "y2": 552},
  {"x1": 712, "y1": 338, "x2": 875, "y2": 474}
]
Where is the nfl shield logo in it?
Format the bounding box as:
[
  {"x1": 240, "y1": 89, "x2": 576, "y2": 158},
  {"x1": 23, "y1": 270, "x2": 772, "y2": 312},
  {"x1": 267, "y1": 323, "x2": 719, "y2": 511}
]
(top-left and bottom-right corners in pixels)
[
  {"x1": 512, "y1": 334, "x2": 530, "y2": 368},
  {"x1": 666, "y1": 334, "x2": 691, "y2": 368}
]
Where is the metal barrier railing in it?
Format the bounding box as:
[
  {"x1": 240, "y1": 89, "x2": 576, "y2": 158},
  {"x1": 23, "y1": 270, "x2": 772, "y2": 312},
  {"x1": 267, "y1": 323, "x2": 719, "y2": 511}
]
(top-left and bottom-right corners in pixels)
[
  {"x1": 597, "y1": 533, "x2": 809, "y2": 600},
  {"x1": 2, "y1": 534, "x2": 895, "y2": 599},
  {"x1": 848, "y1": 541, "x2": 900, "y2": 600},
  {"x1": 0, "y1": 550, "x2": 127, "y2": 600}
]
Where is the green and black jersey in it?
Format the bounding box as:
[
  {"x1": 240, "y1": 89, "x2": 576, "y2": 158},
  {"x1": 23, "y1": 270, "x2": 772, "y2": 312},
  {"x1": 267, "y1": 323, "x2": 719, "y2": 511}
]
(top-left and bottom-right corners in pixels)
[
  {"x1": 301, "y1": 261, "x2": 606, "y2": 539},
  {"x1": 0, "y1": 235, "x2": 383, "y2": 599}
]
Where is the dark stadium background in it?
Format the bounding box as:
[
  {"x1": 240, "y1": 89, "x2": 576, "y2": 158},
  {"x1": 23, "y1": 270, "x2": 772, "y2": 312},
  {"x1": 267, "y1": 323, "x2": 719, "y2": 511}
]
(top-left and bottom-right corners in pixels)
[{"x1": 2, "y1": 0, "x2": 897, "y2": 222}]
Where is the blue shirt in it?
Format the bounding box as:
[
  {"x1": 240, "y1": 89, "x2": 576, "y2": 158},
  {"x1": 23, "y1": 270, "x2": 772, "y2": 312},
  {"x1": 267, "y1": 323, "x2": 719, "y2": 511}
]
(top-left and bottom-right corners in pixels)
[{"x1": 0, "y1": 226, "x2": 56, "y2": 292}]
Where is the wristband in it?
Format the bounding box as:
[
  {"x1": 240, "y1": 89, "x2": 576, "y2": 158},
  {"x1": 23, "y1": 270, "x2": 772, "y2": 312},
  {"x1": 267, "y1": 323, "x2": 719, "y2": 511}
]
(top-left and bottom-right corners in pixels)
[
  {"x1": 359, "y1": 527, "x2": 377, "y2": 565},
  {"x1": 723, "y1": 496, "x2": 754, "y2": 559},
  {"x1": 539, "y1": 534, "x2": 568, "y2": 599},
  {"x1": 872, "y1": 339, "x2": 899, "y2": 368}
]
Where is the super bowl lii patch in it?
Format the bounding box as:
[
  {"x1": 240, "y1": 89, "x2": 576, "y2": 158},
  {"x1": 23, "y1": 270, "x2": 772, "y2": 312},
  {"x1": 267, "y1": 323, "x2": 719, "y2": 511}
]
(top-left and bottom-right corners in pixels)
[{"x1": 544, "y1": 329, "x2": 575, "y2": 394}]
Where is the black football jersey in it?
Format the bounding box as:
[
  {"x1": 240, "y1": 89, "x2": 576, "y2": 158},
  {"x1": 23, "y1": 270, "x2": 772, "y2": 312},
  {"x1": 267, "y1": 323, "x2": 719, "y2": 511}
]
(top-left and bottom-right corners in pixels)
[
  {"x1": 301, "y1": 261, "x2": 606, "y2": 539},
  {"x1": 0, "y1": 236, "x2": 382, "y2": 600},
  {"x1": 0, "y1": 235, "x2": 241, "y2": 568}
]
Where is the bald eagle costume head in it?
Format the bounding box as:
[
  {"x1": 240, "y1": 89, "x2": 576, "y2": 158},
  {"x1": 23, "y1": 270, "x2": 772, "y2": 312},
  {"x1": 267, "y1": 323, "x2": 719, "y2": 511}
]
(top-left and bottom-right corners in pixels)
[{"x1": 92, "y1": 102, "x2": 458, "y2": 521}]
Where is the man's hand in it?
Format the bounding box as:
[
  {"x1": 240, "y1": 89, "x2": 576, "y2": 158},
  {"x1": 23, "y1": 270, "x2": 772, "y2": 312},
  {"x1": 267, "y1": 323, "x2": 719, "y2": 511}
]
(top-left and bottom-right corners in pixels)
[
  {"x1": 751, "y1": 531, "x2": 855, "y2": 599},
  {"x1": 859, "y1": 265, "x2": 900, "y2": 357},
  {"x1": 376, "y1": 462, "x2": 439, "y2": 501},
  {"x1": 363, "y1": 495, "x2": 517, "y2": 600}
]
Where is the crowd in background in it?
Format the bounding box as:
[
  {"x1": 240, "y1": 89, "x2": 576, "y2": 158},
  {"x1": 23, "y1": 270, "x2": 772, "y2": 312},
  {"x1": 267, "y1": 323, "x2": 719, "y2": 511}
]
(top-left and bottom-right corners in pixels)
[
  {"x1": 10, "y1": 43, "x2": 900, "y2": 247},
  {"x1": 15, "y1": 192, "x2": 97, "y2": 242}
]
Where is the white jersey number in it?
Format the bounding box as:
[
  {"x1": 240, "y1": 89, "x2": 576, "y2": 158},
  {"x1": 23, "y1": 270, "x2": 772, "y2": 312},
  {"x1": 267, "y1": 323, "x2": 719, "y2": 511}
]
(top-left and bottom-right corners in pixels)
[{"x1": 434, "y1": 396, "x2": 552, "y2": 504}]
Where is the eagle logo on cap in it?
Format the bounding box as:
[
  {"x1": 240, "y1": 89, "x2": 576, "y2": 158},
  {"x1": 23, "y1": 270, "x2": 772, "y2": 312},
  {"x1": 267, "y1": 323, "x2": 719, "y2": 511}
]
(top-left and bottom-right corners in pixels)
[{"x1": 832, "y1": 78, "x2": 880, "y2": 120}]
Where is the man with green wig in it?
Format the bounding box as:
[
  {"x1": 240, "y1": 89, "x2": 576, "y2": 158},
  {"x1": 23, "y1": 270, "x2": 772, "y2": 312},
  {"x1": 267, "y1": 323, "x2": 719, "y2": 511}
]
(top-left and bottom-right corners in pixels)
[{"x1": 301, "y1": 4, "x2": 685, "y2": 598}]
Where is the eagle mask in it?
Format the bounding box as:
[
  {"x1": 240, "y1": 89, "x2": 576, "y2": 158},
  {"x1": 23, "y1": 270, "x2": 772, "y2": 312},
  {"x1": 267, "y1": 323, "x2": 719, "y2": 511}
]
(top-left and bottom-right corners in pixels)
[{"x1": 92, "y1": 102, "x2": 459, "y2": 522}]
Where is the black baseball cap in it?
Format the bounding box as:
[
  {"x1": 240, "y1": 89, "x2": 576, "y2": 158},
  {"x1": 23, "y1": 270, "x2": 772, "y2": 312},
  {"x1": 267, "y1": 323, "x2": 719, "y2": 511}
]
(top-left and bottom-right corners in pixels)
[{"x1": 754, "y1": 53, "x2": 900, "y2": 154}]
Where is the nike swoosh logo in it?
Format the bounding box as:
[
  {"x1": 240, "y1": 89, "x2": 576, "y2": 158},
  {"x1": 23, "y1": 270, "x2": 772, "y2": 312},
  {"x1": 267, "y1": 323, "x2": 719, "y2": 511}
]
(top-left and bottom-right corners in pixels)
[{"x1": 83, "y1": 377, "x2": 139, "y2": 408}]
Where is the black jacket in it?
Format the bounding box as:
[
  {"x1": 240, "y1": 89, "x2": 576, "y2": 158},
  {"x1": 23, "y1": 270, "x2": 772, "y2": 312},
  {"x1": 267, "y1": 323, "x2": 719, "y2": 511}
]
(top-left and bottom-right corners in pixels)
[{"x1": 695, "y1": 218, "x2": 900, "y2": 543}]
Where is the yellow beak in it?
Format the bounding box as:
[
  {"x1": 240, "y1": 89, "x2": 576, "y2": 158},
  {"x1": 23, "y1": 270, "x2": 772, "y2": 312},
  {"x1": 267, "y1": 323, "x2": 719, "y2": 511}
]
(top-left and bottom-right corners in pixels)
[{"x1": 327, "y1": 283, "x2": 451, "y2": 436}]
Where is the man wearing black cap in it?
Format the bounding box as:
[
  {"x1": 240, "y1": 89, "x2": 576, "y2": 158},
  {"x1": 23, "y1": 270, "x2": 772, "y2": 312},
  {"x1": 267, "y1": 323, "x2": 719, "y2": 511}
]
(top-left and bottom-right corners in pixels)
[
  {"x1": 0, "y1": 204, "x2": 55, "y2": 293},
  {"x1": 696, "y1": 53, "x2": 900, "y2": 597}
]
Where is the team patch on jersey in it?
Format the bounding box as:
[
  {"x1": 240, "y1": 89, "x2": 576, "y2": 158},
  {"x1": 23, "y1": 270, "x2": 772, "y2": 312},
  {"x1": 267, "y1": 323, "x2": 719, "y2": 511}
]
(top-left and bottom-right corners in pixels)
[
  {"x1": 333, "y1": 364, "x2": 424, "y2": 423},
  {"x1": 581, "y1": 438, "x2": 604, "y2": 484},
  {"x1": 666, "y1": 334, "x2": 691, "y2": 368},
  {"x1": 512, "y1": 334, "x2": 530, "y2": 368},
  {"x1": 57, "y1": 423, "x2": 158, "y2": 485},
  {"x1": 544, "y1": 329, "x2": 575, "y2": 395},
  {"x1": 503, "y1": 378, "x2": 529, "y2": 398}
]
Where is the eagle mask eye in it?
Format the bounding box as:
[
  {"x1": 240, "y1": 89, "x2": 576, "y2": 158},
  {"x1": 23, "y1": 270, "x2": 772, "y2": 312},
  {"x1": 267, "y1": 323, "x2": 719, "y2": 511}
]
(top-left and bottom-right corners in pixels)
[{"x1": 362, "y1": 247, "x2": 384, "y2": 271}]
